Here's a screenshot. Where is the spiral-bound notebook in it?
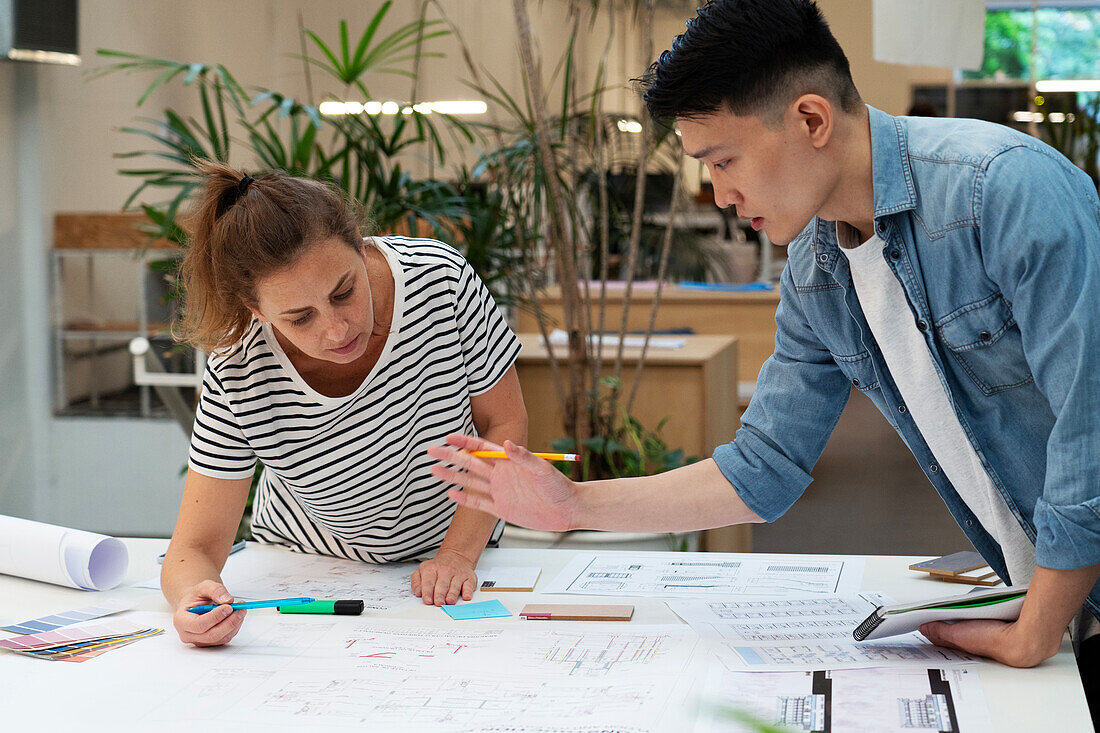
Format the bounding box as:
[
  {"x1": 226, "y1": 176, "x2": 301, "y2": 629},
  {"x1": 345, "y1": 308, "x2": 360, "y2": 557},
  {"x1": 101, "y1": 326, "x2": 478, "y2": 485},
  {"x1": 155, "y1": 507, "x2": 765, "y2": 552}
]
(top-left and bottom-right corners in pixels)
[{"x1": 853, "y1": 585, "x2": 1028, "y2": 641}]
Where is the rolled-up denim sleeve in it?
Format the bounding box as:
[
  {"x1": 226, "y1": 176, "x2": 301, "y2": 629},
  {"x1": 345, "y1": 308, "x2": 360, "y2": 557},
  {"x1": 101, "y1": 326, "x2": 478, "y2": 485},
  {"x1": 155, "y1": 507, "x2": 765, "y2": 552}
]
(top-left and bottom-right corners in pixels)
[
  {"x1": 712, "y1": 261, "x2": 851, "y2": 522},
  {"x1": 980, "y1": 146, "x2": 1100, "y2": 569}
]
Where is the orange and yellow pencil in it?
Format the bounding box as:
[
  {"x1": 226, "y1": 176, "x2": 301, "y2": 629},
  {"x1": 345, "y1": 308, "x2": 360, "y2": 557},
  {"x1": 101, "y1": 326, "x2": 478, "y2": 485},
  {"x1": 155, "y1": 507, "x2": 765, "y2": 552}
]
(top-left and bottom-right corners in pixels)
[{"x1": 468, "y1": 450, "x2": 581, "y2": 462}]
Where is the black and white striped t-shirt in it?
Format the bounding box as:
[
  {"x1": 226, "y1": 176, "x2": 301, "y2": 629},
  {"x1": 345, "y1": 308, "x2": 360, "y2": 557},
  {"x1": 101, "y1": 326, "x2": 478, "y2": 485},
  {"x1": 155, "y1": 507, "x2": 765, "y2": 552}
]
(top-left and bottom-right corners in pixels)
[{"x1": 187, "y1": 237, "x2": 521, "y2": 562}]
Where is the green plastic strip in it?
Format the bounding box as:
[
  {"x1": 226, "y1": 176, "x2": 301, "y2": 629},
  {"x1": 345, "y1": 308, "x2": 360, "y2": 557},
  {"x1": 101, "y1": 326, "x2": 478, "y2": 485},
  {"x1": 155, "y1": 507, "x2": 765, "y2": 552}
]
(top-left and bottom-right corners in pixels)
[{"x1": 892, "y1": 591, "x2": 1026, "y2": 614}]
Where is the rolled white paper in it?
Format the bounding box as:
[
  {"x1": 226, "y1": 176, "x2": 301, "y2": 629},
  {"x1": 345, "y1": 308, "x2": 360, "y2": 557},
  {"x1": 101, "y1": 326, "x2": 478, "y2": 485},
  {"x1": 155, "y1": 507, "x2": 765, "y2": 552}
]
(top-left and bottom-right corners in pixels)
[{"x1": 0, "y1": 514, "x2": 128, "y2": 590}]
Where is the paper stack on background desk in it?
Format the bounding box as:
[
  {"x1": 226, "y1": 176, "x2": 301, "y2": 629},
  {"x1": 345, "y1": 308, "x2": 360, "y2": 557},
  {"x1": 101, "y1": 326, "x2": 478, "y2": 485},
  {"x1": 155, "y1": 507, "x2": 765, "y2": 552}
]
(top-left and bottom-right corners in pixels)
[
  {"x1": 0, "y1": 514, "x2": 128, "y2": 590},
  {"x1": 548, "y1": 328, "x2": 686, "y2": 350}
]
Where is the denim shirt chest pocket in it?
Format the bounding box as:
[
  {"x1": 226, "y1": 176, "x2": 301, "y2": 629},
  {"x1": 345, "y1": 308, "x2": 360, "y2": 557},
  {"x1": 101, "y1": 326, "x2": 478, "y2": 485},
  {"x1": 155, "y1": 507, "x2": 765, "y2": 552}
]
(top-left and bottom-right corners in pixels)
[
  {"x1": 794, "y1": 280, "x2": 895, "y2": 424},
  {"x1": 834, "y1": 351, "x2": 894, "y2": 426},
  {"x1": 935, "y1": 292, "x2": 1035, "y2": 395}
]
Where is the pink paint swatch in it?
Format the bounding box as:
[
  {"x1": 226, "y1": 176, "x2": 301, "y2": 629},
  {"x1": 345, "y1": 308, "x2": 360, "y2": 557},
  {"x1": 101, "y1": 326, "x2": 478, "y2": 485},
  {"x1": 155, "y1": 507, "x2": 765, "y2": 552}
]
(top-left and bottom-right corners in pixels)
[{"x1": 0, "y1": 620, "x2": 144, "y2": 650}]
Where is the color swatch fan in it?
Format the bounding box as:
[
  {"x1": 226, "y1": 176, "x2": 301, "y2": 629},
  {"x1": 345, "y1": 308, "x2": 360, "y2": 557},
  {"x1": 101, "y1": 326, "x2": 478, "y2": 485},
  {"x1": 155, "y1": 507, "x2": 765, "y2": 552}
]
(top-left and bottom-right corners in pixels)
[{"x1": 0, "y1": 621, "x2": 162, "y2": 662}]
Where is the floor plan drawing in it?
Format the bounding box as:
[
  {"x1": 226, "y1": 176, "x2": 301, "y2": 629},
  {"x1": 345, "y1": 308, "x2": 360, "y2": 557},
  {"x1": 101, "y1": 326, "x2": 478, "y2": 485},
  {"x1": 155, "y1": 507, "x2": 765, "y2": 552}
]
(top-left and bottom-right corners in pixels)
[
  {"x1": 721, "y1": 640, "x2": 979, "y2": 671},
  {"x1": 545, "y1": 552, "x2": 864, "y2": 598},
  {"x1": 240, "y1": 673, "x2": 670, "y2": 729},
  {"x1": 225, "y1": 554, "x2": 417, "y2": 612},
  {"x1": 521, "y1": 629, "x2": 681, "y2": 677},
  {"x1": 668, "y1": 593, "x2": 891, "y2": 645},
  {"x1": 142, "y1": 618, "x2": 702, "y2": 731}
]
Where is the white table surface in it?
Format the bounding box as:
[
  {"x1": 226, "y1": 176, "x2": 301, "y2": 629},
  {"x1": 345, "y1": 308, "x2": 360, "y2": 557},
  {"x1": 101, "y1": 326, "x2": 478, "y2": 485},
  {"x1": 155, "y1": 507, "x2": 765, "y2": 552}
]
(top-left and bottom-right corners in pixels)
[{"x1": 0, "y1": 539, "x2": 1091, "y2": 731}]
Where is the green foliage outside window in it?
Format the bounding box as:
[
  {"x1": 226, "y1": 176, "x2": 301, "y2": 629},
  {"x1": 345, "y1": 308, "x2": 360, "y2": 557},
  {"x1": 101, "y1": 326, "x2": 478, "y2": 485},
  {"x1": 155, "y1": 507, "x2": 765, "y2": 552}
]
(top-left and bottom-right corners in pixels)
[
  {"x1": 965, "y1": 8, "x2": 1100, "y2": 81},
  {"x1": 967, "y1": 9, "x2": 1031, "y2": 80}
]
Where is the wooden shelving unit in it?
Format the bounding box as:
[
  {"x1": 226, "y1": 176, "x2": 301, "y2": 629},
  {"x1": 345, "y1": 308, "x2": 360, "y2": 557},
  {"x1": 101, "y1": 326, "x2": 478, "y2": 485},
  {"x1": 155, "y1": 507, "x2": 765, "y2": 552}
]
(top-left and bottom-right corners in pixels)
[{"x1": 51, "y1": 213, "x2": 190, "y2": 416}]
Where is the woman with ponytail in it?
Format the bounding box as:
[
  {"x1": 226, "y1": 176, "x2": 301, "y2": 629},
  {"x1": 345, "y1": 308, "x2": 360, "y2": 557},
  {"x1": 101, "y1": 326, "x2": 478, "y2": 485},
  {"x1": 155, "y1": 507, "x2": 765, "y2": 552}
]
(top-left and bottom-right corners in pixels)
[{"x1": 162, "y1": 161, "x2": 526, "y2": 647}]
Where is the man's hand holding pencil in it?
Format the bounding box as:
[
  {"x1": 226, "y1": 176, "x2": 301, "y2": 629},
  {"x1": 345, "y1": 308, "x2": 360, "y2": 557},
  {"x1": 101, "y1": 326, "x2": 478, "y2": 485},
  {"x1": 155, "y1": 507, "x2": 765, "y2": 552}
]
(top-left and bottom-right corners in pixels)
[{"x1": 428, "y1": 434, "x2": 579, "y2": 532}]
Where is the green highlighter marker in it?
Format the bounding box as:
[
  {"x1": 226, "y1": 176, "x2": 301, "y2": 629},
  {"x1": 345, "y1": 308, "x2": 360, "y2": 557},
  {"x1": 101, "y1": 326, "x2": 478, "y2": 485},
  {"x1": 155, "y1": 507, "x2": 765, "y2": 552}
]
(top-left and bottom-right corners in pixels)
[{"x1": 277, "y1": 600, "x2": 364, "y2": 615}]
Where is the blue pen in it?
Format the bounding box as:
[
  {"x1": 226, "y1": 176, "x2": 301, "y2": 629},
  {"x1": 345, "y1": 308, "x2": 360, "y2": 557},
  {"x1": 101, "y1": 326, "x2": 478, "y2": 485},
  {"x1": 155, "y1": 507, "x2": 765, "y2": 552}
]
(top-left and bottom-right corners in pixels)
[{"x1": 187, "y1": 597, "x2": 315, "y2": 615}]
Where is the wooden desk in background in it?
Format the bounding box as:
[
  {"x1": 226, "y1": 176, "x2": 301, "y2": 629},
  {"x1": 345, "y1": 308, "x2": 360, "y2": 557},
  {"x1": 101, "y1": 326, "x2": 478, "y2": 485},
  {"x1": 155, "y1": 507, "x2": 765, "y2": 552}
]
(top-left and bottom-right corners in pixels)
[
  {"x1": 516, "y1": 284, "x2": 780, "y2": 405},
  {"x1": 515, "y1": 332, "x2": 749, "y2": 551}
]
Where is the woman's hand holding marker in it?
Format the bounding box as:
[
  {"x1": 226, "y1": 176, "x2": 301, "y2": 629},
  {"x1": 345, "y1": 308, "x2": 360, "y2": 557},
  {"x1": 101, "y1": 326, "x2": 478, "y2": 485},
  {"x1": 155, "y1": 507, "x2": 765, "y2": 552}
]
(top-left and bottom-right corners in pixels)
[{"x1": 172, "y1": 579, "x2": 246, "y2": 648}]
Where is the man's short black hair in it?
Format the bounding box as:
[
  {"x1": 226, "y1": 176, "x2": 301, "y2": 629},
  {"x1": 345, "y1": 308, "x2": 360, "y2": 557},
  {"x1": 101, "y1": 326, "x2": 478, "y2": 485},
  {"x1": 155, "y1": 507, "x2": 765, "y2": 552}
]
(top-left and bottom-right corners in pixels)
[{"x1": 642, "y1": 0, "x2": 862, "y2": 124}]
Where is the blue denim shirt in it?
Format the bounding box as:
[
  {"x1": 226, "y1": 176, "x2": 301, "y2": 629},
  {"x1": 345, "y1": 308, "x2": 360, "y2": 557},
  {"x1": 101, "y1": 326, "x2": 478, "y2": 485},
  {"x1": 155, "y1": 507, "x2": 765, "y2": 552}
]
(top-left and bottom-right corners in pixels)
[{"x1": 713, "y1": 106, "x2": 1100, "y2": 620}]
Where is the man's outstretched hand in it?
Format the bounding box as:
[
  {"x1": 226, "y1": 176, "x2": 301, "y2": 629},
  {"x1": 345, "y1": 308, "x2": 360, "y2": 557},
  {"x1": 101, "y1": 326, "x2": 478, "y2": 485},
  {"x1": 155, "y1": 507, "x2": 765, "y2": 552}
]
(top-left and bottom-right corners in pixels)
[{"x1": 428, "y1": 434, "x2": 580, "y2": 531}]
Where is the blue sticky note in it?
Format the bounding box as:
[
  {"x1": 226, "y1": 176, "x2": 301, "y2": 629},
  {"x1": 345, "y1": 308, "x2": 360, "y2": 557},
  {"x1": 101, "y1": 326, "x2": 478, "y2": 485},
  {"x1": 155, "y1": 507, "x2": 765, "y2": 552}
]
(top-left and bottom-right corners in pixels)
[{"x1": 441, "y1": 600, "x2": 512, "y2": 620}]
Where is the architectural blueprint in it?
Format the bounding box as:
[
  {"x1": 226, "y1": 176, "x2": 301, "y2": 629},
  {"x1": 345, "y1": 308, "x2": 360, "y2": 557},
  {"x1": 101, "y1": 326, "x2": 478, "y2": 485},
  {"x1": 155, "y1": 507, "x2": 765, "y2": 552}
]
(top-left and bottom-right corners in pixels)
[
  {"x1": 140, "y1": 617, "x2": 704, "y2": 731},
  {"x1": 222, "y1": 552, "x2": 418, "y2": 612},
  {"x1": 544, "y1": 552, "x2": 864, "y2": 597},
  {"x1": 132, "y1": 550, "x2": 419, "y2": 612},
  {"x1": 669, "y1": 593, "x2": 979, "y2": 670},
  {"x1": 715, "y1": 639, "x2": 980, "y2": 671},
  {"x1": 668, "y1": 593, "x2": 891, "y2": 642},
  {"x1": 695, "y1": 667, "x2": 994, "y2": 732}
]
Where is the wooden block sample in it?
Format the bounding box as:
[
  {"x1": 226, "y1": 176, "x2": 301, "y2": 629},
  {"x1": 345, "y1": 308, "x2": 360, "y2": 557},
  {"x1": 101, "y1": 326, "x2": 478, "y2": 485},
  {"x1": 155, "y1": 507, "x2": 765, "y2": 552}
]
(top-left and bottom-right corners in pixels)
[{"x1": 519, "y1": 604, "x2": 634, "y2": 621}]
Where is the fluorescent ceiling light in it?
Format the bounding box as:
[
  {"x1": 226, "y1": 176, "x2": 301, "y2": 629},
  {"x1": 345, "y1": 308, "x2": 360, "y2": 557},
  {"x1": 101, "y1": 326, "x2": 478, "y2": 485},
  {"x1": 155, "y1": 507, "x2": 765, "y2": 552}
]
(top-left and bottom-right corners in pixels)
[
  {"x1": 8, "y1": 48, "x2": 80, "y2": 65},
  {"x1": 1012, "y1": 111, "x2": 1074, "y2": 123},
  {"x1": 320, "y1": 100, "x2": 488, "y2": 117},
  {"x1": 1036, "y1": 80, "x2": 1100, "y2": 93}
]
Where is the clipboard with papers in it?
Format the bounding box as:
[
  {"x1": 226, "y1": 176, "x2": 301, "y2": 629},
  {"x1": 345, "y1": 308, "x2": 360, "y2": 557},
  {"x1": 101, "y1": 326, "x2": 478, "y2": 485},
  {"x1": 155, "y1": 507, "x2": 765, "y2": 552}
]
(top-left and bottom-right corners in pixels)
[{"x1": 853, "y1": 585, "x2": 1028, "y2": 641}]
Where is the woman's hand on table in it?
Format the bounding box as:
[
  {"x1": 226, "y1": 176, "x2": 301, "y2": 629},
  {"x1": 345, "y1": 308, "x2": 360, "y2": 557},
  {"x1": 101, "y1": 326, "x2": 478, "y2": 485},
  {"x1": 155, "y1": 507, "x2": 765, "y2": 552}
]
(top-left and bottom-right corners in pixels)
[
  {"x1": 172, "y1": 579, "x2": 246, "y2": 647},
  {"x1": 428, "y1": 434, "x2": 580, "y2": 532},
  {"x1": 412, "y1": 548, "x2": 478, "y2": 606}
]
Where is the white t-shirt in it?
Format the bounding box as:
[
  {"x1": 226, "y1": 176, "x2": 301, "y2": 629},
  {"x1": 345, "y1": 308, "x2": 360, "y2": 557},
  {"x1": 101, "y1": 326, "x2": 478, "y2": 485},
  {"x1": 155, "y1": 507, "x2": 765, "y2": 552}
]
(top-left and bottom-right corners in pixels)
[
  {"x1": 837, "y1": 223, "x2": 1037, "y2": 584},
  {"x1": 188, "y1": 237, "x2": 520, "y2": 563}
]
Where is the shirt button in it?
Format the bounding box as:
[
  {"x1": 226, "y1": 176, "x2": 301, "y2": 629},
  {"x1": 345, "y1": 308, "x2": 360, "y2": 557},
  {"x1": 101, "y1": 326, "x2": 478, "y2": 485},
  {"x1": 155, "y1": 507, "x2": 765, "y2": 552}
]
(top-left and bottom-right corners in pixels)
[
  {"x1": 889, "y1": 250, "x2": 900, "y2": 260},
  {"x1": 852, "y1": 378, "x2": 860, "y2": 387},
  {"x1": 965, "y1": 519, "x2": 974, "y2": 527},
  {"x1": 979, "y1": 330, "x2": 992, "y2": 342},
  {"x1": 929, "y1": 463, "x2": 939, "y2": 473},
  {"x1": 916, "y1": 319, "x2": 928, "y2": 332},
  {"x1": 818, "y1": 253, "x2": 828, "y2": 263},
  {"x1": 898, "y1": 404, "x2": 907, "y2": 413}
]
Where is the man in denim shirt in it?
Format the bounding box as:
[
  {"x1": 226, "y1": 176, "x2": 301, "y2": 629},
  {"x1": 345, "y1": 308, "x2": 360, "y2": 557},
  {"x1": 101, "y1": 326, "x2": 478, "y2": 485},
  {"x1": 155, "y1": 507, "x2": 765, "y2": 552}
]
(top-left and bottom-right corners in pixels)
[{"x1": 431, "y1": 0, "x2": 1100, "y2": 716}]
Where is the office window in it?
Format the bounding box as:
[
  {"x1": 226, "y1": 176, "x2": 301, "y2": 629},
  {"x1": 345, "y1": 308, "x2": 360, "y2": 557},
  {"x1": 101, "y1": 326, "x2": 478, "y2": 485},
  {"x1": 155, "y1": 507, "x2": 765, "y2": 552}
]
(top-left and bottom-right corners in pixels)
[
  {"x1": 967, "y1": 2, "x2": 1100, "y2": 82},
  {"x1": 913, "y1": 3, "x2": 1099, "y2": 132}
]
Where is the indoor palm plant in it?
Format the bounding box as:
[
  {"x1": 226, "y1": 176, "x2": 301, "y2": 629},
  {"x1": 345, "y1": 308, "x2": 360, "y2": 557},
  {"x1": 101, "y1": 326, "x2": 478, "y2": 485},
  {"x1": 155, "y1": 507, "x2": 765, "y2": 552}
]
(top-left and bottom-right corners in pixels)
[
  {"x1": 481, "y1": 0, "x2": 714, "y2": 481},
  {"x1": 92, "y1": 1, "x2": 517, "y2": 298}
]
